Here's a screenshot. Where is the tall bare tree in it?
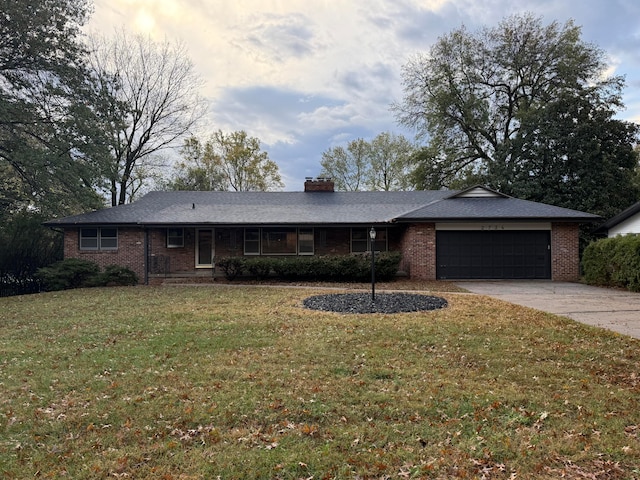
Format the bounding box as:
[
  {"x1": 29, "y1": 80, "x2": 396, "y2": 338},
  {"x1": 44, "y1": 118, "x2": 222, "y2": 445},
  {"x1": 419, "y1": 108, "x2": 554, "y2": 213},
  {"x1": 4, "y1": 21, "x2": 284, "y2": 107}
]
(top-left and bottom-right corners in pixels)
[{"x1": 88, "y1": 30, "x2": 207, "y2": 205}]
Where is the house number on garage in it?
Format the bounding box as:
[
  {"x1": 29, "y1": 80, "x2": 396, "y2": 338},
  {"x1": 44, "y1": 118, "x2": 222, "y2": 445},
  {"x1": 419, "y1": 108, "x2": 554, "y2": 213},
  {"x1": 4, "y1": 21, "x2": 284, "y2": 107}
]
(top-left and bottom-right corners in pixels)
[{"x1": 481, "y1": 225, "x2": 505, "y2": 230}]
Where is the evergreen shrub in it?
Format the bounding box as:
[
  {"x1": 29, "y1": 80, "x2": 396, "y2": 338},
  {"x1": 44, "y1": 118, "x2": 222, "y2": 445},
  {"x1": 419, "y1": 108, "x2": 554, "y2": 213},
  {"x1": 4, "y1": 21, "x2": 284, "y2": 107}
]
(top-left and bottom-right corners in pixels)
[
  {"x1": 222, "y1": 252, "x2": 402, "y2": 282},
  {"x1": 36, "y1": 259, "x2": 138, "y2": 291},
  {"x1": 582, "y1": 235, "x2": 640, "y2": 291}
]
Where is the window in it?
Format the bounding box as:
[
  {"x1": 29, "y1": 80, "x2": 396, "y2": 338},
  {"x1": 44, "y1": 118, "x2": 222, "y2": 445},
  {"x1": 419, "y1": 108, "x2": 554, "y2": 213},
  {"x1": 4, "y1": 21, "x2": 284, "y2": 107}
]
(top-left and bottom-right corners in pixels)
[
  {"x1": 243, "y1": 227, "x2": 315, "y2": 255},
  {"x1": 262, "y1": 227, "x2": 297, "y2": 255},
  {"x1": 167, "y1": 228, "x2": 184, "y2": 248},
  {"x1": 100, "y1": 228, "x2": 118, "y2": 250},
  {"x1": 79, "y1": 228, "x2": 98, "y2": 250},
  {"x1": 351, "y1": 227, "x2": 388, "y2": 253},
  {"x1": 298, "y1": 228, "x2": 314, "y2": 255},
  {"x1": 80, "y1": 227, "x2": 118, "y2": 251},
  {"x1": 245, "y1": 228, "x2": 260, "y2": 255}
]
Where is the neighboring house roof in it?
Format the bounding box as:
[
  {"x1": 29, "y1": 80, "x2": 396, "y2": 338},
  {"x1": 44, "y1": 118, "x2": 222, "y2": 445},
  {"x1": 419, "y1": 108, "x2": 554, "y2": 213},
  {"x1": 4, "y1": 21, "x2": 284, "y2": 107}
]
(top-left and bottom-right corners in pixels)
[
  {"x1": 44, "y1": 186, "x2": 600, "y2": 227},
  {"x1": 595, "y1": 200, "x2": 640, "y2": 235}
]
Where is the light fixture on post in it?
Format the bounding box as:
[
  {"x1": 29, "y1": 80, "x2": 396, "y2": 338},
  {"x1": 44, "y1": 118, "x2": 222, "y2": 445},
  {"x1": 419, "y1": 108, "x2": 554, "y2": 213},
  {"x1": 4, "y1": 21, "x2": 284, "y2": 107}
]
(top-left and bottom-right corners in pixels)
[{"x1": 369, "y1": 226, "x2": 376, "y2": 303}]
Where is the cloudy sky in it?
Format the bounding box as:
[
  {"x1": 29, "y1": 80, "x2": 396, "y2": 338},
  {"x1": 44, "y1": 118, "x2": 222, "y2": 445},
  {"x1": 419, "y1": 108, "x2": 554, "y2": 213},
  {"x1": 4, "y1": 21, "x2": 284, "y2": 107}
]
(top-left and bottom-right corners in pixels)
[{"x1": 86, "y1": 0, "x2": 640, "y2": 190}]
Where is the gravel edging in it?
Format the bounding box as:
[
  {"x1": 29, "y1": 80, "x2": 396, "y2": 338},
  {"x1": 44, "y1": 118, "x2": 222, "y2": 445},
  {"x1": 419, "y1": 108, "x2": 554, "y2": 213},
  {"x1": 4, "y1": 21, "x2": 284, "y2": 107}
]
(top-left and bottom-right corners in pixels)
[{"x1": 303, "y1": 292, "x2": 448, "y2": 314}]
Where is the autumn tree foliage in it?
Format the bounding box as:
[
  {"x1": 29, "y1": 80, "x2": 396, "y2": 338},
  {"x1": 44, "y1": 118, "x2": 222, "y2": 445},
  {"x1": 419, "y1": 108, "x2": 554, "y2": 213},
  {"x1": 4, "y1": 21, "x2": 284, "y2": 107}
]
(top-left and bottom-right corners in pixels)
[
  {"x1": 168, "y1": 130, "x2": 283, "y2": 192},
  {"x1": 395, "y1": 13, "x2": 639, "y2": 217},
  {"x1": 320, "y1": 132, "x2": 415, "y2": 191}
]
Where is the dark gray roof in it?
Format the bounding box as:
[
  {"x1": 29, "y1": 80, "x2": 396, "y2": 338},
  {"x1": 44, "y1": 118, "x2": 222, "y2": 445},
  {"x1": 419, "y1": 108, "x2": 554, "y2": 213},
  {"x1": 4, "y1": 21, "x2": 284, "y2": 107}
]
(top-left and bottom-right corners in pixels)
[
  {"x1": 398, "y1": 196, "x2": 599, "y2": 222},
  {"x1": 45, "y1": 188, "x2": 600, "y2": 227},
  {"x1": 596, "y1": 200, "x2": 640, "y2": 233}
]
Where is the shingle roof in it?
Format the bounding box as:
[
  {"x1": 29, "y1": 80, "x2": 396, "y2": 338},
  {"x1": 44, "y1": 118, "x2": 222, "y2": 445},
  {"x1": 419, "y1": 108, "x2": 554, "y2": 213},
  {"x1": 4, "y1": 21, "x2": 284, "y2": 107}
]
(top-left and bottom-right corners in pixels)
[
  {"x1": 595, "y1": 200, "x2": 640, "y2": 233},
  {"x1": 44, "y1": 188, "x2": 600, "y2": 227}
]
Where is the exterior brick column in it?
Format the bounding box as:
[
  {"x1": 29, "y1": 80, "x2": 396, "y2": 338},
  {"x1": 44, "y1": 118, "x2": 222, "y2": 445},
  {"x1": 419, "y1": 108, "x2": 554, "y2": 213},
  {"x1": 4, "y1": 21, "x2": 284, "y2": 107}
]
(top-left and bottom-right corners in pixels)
[
  {"x1": 551, "y1": 222, "x2": 580, "y2": 281},
  {"x1": 400, "y1": 223, "x2": 436, "y2": 280}
]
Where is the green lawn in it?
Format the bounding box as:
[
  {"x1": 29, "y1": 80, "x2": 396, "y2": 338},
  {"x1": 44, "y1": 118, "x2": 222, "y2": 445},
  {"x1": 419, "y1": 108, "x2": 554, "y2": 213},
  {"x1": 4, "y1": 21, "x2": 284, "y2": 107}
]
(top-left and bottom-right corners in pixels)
[{"x1": 1, "y1": 284, "x2": 639, "y2": 479}]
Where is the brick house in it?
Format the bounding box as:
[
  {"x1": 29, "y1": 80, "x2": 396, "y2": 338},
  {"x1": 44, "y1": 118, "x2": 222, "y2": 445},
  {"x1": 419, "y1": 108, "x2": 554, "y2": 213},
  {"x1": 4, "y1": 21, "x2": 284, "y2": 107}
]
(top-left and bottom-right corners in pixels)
[{"x1": 44, "y1": 180, "x2": 599, "y2": 284}]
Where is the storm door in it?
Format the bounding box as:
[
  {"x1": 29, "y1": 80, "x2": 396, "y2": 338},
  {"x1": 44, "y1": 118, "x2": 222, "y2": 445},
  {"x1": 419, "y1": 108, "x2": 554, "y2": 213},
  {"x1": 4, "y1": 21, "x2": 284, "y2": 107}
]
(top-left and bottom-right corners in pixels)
[{"x1": 196, "y1": 229, "x2": 214, "y2": 267}]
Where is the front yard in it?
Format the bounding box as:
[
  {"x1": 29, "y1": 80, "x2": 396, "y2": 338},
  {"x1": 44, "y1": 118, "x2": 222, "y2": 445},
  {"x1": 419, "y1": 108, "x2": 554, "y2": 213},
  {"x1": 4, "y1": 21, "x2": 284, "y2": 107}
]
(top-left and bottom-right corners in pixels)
[{"x1": 1, "y1": 284, "x2": 639, "y2": 479}]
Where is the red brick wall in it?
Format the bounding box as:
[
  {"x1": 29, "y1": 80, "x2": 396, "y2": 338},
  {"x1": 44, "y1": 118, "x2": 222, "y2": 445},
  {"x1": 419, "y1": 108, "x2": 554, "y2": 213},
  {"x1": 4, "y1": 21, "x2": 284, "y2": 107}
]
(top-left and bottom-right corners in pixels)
[
  {"x1": 64, "y1": 227, "x2": 146, "y2": 283},
  {"x1": 63, "y1": 223, "x2": 581, "y2": 283},
  {"x1": 148, "y1": 228, "x2": 197, "y2": 274},
  {"x1": 399, "y1": 223, "x2": 436, "y2": 280},
  {"x1": 551, "y1": 222, "x2": 580, "y2": 281}
]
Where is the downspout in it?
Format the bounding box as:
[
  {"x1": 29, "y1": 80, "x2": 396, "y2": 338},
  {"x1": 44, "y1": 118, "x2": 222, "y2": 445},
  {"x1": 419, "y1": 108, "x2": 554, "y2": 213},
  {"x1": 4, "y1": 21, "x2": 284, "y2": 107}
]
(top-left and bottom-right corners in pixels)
[{"x1": 144, "y1": 227, "x2": 149, "y2": 285}]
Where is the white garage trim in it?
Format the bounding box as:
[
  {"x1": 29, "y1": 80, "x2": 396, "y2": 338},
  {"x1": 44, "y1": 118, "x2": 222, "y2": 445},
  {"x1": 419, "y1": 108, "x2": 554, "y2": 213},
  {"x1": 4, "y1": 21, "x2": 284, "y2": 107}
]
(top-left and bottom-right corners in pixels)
[{"x1": 435, "y1": 222, "x2": 551, "y2": 231}]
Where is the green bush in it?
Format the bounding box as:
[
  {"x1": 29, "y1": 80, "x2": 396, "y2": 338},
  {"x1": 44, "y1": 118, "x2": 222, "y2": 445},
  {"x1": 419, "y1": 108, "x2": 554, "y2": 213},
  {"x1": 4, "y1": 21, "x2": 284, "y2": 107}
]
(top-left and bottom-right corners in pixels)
[
  {"x1": 36, "y1": 259, "x2": 138, "y2": 291},
  {"x1": 244, "y1": 257, "x2": 274, "y2": 280},
  {"x1": 258, "y1": 252, "x2": 402, "y2": 282},
  {"x1": 92, "y1": 265, "x2": 139, "y2": 287},
  {"x1": 216, "y1": 257, "x2": 245, "y2": 280},
  {"x1": 36, "y1": 258, "x2": 100, "y2": 291},
  {"x1": 215, "y1": 253, "x2": 403, "y2": 282},
  {"x1": 582, "y1": 235, "x2": 640, "y2": 291}
]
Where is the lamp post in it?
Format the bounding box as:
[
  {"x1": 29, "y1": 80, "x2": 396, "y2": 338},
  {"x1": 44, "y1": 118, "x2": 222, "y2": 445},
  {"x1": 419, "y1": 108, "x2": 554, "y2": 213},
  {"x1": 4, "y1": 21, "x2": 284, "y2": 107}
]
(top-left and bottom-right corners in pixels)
[{"x1": 369, "y1": 226, "x2": 376, "y2": 302}]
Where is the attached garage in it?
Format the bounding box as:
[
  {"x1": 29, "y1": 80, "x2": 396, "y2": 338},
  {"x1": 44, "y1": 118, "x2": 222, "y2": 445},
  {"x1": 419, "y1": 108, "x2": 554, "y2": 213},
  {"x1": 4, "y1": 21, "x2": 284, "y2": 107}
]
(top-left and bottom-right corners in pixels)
[
  {"x1": 436, "y1": 229, "x2": 551, "y2": 279},
  {"x1": 47, "y1": 183, "x2": 599, "y2": 284}
]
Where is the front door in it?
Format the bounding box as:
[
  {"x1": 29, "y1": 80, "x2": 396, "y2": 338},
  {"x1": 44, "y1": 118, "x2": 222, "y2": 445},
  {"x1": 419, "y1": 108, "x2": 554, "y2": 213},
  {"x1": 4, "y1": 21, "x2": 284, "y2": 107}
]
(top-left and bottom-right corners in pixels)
[{"x1": 196, "y1": 229, "x2": 214, "y2": 267}]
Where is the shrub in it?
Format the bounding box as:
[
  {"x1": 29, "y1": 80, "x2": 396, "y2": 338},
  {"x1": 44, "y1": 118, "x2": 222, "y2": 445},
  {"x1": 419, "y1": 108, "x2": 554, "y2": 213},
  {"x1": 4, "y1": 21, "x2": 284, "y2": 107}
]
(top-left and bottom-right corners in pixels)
[
  {"x1": 244, "y1": 257, "x2": 275, "y2": 280},
  {"x1": 36, "y1": 258, "x2": 100, "y2": 291},
  {"x1": 216, "y1": 257, "x2": 245, "y2": 281},
  {"x1": 36, "y1": 260, "x2": 139, "y2": 291},
  {"x1": 92, "y1": 265, "x2": 139, "y2": 287},
  {"x1": 263, "y1": 252, "x2": 402, "y2": 282},
  {"x1": 582, "y1": 235, "x2": 640, "y2": 291},
  {"x1": 216, "y1": 253, "x2": 403, "y2": 283},
  {"x1": 375, "y1": 251, "x2": 403, "y2": 281}
]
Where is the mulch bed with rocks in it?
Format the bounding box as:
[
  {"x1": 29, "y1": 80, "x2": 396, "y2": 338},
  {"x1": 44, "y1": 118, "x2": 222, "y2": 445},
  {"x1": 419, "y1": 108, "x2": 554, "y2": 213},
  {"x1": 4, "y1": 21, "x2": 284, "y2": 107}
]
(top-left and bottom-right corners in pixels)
[{"x1": 303, "y1": 292, "x2": 448, "y2": 314}]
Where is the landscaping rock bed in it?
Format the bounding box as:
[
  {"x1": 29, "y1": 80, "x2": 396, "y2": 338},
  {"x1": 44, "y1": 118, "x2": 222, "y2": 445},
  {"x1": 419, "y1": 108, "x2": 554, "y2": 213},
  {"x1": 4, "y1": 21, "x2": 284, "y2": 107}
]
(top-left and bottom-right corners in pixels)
[{"x1": 303, "y1": 292, "x2": 448, "y2": 314}]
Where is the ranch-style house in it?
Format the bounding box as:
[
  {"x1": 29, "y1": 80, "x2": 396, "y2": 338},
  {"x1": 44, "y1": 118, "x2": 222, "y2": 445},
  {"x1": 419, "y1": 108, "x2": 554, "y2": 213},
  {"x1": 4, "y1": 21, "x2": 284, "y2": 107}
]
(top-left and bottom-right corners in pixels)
[{"x1": 45, "y1": 179, "x2": 600, "y2": 284}]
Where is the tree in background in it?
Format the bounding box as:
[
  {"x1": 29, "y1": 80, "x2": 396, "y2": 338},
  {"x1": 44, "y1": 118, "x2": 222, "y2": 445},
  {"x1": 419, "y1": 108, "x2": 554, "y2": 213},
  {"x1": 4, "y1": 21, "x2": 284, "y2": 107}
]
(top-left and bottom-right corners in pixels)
[
  {"x1": 511, "y1": 88, "x2": 639, "y2": 219},
  {"x1": 320, "y1": 133, "x2": 415, "y2": 191},
  {"x1": 0, "y1": 0, "x2": 112, "y2": 293},
  {"x1": 394, "y1": 13, "x2": 639, "y2": 215},
  {"x1": 167, "y1": 136, "x2": 227, "y2": 191},
  {"x1": 319, "y1": 138, "x2": 369, "y2": 191},
  {"x1": 88, "y1": 30, "x2": 207, "y2": 206},
  {"x1": 167, "y1": 130, "x2": 283, "y2": 192},
  {"x1": 0, "y1": 0, "x2": 108, "y2": 216},
  {"x1": 367, "y1": 132, "x2": 415, "y2": 191}
]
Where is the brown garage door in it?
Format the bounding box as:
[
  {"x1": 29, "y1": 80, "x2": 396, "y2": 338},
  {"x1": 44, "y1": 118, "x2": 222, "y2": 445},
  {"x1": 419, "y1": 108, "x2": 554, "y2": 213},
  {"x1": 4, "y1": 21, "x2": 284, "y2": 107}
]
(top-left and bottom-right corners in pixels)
[{"x1": 436, "y1": 230, "x2": 551, "y2": 279}]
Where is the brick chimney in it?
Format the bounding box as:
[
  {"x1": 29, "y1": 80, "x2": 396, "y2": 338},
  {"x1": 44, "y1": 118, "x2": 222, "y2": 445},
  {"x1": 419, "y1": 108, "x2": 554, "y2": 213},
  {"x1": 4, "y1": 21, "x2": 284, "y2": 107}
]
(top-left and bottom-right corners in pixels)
[{"x1": 304, "y1": 177, "x2": 334, "y2": 192}]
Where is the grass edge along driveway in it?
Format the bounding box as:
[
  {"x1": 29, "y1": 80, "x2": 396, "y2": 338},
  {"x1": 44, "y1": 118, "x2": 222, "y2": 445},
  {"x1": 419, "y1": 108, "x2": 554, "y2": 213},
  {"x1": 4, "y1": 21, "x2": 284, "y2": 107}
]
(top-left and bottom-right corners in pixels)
[{"x1": 1, "y1": 285, "x2": 639, "y2": 479}]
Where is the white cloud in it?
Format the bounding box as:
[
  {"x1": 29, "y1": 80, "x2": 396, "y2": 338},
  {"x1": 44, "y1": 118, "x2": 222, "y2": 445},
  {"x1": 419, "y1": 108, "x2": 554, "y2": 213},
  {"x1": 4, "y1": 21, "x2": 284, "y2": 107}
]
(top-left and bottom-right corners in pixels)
[{"x1": 87, "y1": 0, "x2": 640, "y2": 190}]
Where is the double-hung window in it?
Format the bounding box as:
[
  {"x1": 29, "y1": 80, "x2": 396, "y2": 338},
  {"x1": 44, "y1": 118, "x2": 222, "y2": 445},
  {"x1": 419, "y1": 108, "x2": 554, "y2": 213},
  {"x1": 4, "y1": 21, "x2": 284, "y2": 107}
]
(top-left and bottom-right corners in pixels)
[
  {"x1": 80, "y1": 227, "x2": 118, "y2": 251},
  {"x1": 167, "y1": 228, "x2": 184, "y2": 248},
  {"x1": 351, "y1": 227, "x2": 387, "y2": 253}
]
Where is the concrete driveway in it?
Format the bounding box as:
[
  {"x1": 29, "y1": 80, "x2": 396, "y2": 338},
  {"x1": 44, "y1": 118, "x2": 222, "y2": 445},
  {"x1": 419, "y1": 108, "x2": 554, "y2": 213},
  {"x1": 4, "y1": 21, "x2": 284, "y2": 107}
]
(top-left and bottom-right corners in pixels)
[{"x1": 456, "y1": 281, "x2": 640, "y2": 339}]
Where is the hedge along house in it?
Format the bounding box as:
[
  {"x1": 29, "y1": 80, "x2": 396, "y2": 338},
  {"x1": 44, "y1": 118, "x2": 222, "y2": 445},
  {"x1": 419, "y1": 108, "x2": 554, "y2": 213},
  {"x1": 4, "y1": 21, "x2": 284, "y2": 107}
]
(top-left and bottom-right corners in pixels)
[{"x1": 44, "y1": 179, "x2": 599, "y2": 284}]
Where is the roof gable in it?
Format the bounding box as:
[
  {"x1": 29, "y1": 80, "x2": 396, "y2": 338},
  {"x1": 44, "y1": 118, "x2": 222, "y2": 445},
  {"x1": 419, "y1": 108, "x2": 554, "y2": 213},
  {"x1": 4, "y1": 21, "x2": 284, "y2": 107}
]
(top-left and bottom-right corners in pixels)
[
  {"x1": 446, "y1": 185, "x2": 509, "y2": 199},
  {"x1": 597, "y1": 200, "x2": 640, "y2": 233}
]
